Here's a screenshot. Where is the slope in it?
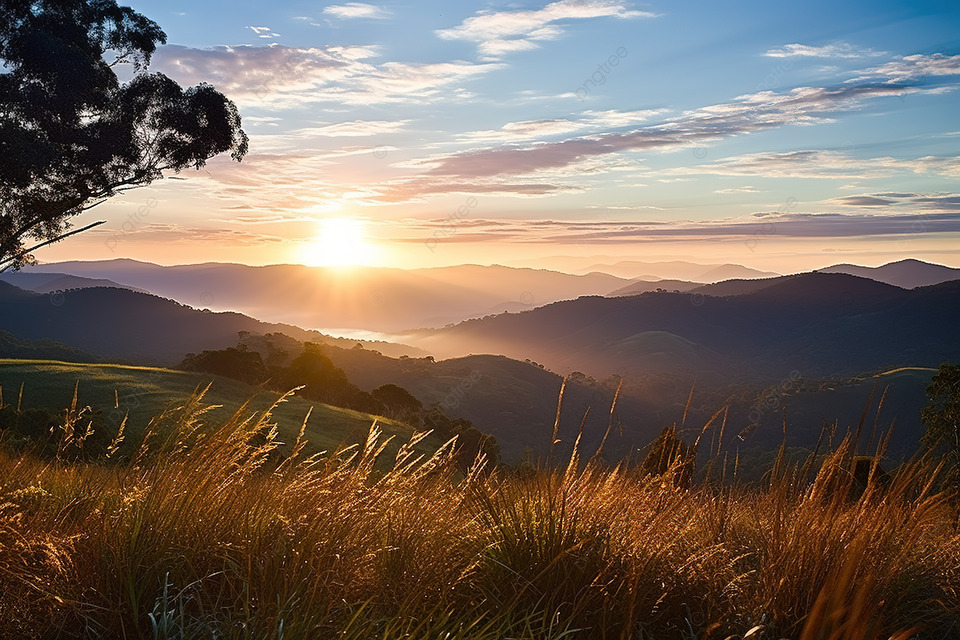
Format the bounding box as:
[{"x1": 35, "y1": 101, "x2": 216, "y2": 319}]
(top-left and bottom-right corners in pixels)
[{"x1": 0, "y1": 359, "x2": 443, "y2": 460}]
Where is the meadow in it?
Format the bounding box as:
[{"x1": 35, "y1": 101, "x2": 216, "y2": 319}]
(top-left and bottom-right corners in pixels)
[
  {"x1": 1, "y1": 387, "x2": 958, "y2": 639},
  {"x1": 0, "y1": 359, "x2": 443, "y2": 462}
]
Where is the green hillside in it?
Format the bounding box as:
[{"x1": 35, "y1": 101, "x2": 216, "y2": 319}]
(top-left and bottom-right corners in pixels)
[
  {"x1": 750, "y1": 367, "x2": 936, "y2": 458},
  {"x1": 0, "y1": 359, "x2": 444, "y2": 460}
]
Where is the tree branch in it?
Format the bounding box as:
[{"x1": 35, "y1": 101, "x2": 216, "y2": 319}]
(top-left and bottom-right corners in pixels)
[{"x1": 0, "y1": 220, "x2": 107, "y2": 272}]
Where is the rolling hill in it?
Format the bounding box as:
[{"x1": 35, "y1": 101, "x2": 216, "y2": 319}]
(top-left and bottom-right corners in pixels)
[
  {"x1": 400, "y1": 273, "x2": 960, "y2": 384},
  {"x1": 22, "y1": 259, "x2": 630, "y2": 332},
  {"x1": 606, "y1": 278, "x2": 702, "y2": 297},
  {"x1": 819, "y1": 258, "x2": 960, "y2": 288},
  {"x1": 0, "y1": 359, "x2": 444, "y2": 461},
  {"x1": 582, "y1": 260, "x2": 780, "y2": 281},
  {"x1": 0, "y1": 272, "x2": 145, "y2": 294},
  {"x1": 0, "y1": 282, "x2": 424, "y2": 365}
]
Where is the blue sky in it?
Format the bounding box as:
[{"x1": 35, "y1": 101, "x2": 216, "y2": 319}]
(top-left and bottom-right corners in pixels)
[{"x1": 48, "y1": 0, "x2": 960, "y2": 271}]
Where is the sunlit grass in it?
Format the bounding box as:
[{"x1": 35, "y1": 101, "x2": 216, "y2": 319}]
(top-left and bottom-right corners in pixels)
[{"x1": 0, "y1": 388, "x2": 958, "y2": 639}]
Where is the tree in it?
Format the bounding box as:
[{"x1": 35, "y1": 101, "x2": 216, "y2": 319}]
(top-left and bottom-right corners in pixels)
[
  {"x1": 178, "y1": 347, "x2": 269, "y2": 386},
  {"x1": 921, "y1": 362, "x2": 960, "y2": 488},
  {"x1": 371, "y1": 383, "x2": 423, "y2": 421},
  {"x1": 0, "y1": 0, "x2": 248, "y2": 270}
]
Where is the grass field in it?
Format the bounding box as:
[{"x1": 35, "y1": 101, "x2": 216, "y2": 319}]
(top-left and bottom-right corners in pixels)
[
  {"x1": 0, "y1": 394, "x2": 957, "y2": 639},
  {"x1": 0, "y1": 359, "x2": 443, "y2": 459}
]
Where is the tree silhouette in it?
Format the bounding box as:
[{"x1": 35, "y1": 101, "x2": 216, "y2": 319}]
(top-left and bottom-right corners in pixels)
[
  {"x1": 0, "y1": 0, "x2": 248, "y2": 270},
  {"x1": 921, "y1": 362, "x2": 960, "y2": 490}
]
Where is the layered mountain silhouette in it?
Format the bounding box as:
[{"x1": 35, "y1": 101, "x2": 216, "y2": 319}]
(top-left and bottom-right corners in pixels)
[
  {"x1": 583, "y1": 260, "x2": 780, "y2": 281},
  {"x1": 0, "y1": 282, "x2": 424, "y2": 364},
  {"x1": 21, "y1": 260, "x2": 629, "y2": 333},
  {"x1": 402, "y1": 272, "x2": 960, "y2": 383},
  {"x1": 818, "y1": 258, "x2": 960, "y2": 288},
  {"x1": 0, "y1": 272, "x2": 144, "y2": 294}
]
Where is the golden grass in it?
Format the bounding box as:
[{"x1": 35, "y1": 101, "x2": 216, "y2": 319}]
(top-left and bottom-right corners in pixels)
[{"x1": 0, "y1": 390, "x2": 958, "y2": 639}]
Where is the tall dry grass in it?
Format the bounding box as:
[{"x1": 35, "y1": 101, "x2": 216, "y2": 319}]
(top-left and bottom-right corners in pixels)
[{"x1": 0, "y1": 389, "x2": 958, "y2": 639}]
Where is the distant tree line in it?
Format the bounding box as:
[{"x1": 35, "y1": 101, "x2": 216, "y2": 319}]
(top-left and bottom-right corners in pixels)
[{"x1": 178, "y1": 340, "x2": 500, "y2": 470}]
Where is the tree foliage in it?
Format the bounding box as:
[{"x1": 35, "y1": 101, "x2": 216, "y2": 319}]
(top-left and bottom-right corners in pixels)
[
  {"x1": 921, "y1": 362, "x2": 960, "y2": 487},
  {"x1": 0, "y1": 0, "x2": 248, "y2": 270}
]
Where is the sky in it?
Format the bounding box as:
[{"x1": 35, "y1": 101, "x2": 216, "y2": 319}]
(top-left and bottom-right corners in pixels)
[{"x1": 40, "y1": 0, "x2": 960, "y2": 272}]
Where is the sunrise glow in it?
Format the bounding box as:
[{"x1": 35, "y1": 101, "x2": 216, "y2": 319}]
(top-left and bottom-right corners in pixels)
[{"x1": 299, "y1": 218, "x2": 377, "y2": 268}]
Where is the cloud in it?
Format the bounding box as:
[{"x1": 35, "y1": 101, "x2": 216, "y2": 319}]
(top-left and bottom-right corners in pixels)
[
  {"x1": 764, "y1": 43, "x2": 884, "y2": 59},
  {"x1": 436, "y1": 0, "x2": 655, "y2": 59},
  {"x1": 834, "y1": 192, "x2": 960, "y2": 213},
  {"x1": 456, "y1": 119, "x2": 586, "y2": 143},
  {"x1": 582, "y1": 109, "x2": 669, "y2": 127},
  {"x1": 410, "y1": 83, "x2": 920, "y2": 180},
  {"x1": 835, "y1": 195, "x2": 894, "y2": 207},
  {"x1": 388, "y1": 210, "x2": 960, "y2": 245},
  {"x1": 716, "y1": 186, "x2": 762, "y2": 194},
  {"x1": 849, "y1": 53, "x2": 960, "y2": 83},
  {"x1": 97, "y1": 223, "x2": 285, "y2": 246},
  {"x1": 454, "y1": 109, "x2": 667, "y2": 144},
  {"x1": 296, "y1": 120, "x2": 408, "y2": 137},
  {"x1": 153, "y1": 44, "x2": 500, "y2": 107},
  {"x1": 247, "y1": 26, "x2": 280, "y2": 40},
  {"x1": 676, "y1": 150, "x2": 960, "y2": 180},
  {"x1": 322, "y1": 3, "x2": 390, "y2": 19},
  {"x1": 362, "y1": 179, "x2": 585, "y2": 203}
]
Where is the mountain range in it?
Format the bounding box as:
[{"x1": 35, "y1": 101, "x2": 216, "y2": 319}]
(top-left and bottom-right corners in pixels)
[
  {"x1": 400, "y1": 272, "x2": 960, "y2": 383},
  {"x1": 1, "y1": 264, "x2": 954, "y2": 462},
  {"x1": 818, "y1": 258, "x2": 960, "y2": 289},
  {"x1": 0, "y1": 281, "x2": 424, "y2": 363},
  {"x1": 19, "y1": 260, "x2": 629, "y2": 333}
]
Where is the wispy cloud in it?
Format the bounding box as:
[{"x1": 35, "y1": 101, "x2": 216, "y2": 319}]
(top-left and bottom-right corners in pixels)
[
  {"x1": 764, "y1": 42, "x2": 884, "y2": 59},
  {"x1": 295, "y1": 120, "x2": 409, "y2": 137},
  {"x1": 716, "y1": 186, "x2": 762, "y2": 194},
  {"x1": 848, "y1": 53, "x2": 960, "y2": 83},
  {"x1": 322, "y1": 3, "x2": 390, "y2": 19},
  {"x1": 409, "y1": 83, "x2": 923, "y2": 180},
  {"x1": 455, "y1": 119, "x2": 586, "y2": 143},
  {"x1": 153, "y1": 44, "x2": 500, "y2": 107},
  {"x1": 835, "y1": 195, "x2": 894, "y2": 207},
  {"x1": 93, "y1": 223, "x2": 286, "y2": 246},
  {"x1": 389, "y1": 210, "x2": 960, "y2": 245},
  {"x1": 452, "y1": 109, "x2": 668, "y2": 144},
  {"x1": 676, "y1": 150, "x2": 960, "y2": 180},
  {"x1": 247, "y1": 26, "x2": 280, "y2": 40},
  {"x1": 436, "y1": 0, "x2": 655, "y2": 59},
  {"x1": 833, "y1": 192, "x2": 960, "y2": 212}
]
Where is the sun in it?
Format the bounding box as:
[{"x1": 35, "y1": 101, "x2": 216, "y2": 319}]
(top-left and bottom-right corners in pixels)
[{"x1": 300, "y1": 218, "x2": 375, "y2": 268}]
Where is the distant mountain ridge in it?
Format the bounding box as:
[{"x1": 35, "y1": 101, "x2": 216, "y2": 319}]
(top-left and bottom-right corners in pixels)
[
  {"x1": 818, "y1": 258, "x2": 960, "y2": 288},
  {"x1": 583, "y1": 260, "x2": 780, "y2": 281},
  {"x1": 402, "y1": 272, "x2": 960, "y2": 382},
  {"x1": 0, "y1": 282, "x2": 424, "y2": 364},
  {"x1": 0, "y1": 272, "x2": 145, "y2": 294},
  {"x1": 22, "y1": 259, "x2": 630, "y2": 332}
]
